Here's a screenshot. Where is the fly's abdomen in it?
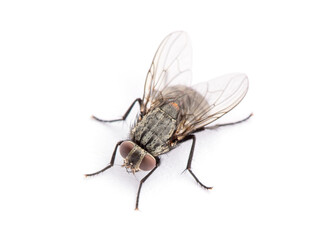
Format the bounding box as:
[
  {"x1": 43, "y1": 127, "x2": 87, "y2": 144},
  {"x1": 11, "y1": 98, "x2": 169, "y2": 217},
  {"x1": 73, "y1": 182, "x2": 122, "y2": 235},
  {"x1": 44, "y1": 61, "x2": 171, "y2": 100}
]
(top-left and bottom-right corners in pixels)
[{"x1": 132, "y1": 103, "x2": 179, "y2": 156}]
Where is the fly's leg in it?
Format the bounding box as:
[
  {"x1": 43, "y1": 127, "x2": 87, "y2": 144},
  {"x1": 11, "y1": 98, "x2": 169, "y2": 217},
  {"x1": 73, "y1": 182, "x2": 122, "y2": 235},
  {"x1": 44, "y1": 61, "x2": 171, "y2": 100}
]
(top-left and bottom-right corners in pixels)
[
  {"x1": 203, "y1": 113, "x2": 253, "y2": 130},
  {"x1": 92, "y1": 98, "x2": 142, "y2": 123},
  {"x1": 135, "y1": 164, "x2": 159, "y2": 210},
  {"x1": 181, "y1": 135, "x2": 213, "y2": 190},
  {"x1": 85, "y1": 141, "x2": 123, "y2": 177},
  {"x1": 181, "y1": 114, "x2": 252, "y2": 188}
]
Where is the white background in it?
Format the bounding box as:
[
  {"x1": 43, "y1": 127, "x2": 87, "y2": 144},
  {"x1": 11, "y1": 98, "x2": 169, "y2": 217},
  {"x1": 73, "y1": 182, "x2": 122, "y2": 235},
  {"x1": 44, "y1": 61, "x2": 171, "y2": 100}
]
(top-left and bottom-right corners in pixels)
[{"x1": 1, "y1": 0, "x2": 309, "y2": 239}]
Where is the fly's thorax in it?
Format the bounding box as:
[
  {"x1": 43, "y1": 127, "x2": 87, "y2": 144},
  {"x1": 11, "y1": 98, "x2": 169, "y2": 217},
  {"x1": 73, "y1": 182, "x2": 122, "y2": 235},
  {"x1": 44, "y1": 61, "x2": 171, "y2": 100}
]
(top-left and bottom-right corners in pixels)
[
  {"x1": 119, "y1": 141, "x2": 156, "y2": 173},
  {"x1": 131, "y1": 102, "x2": 180, "y2": 156},
  {"x1": 159, "y1": 102, "x2": 180, "y2": 119}
]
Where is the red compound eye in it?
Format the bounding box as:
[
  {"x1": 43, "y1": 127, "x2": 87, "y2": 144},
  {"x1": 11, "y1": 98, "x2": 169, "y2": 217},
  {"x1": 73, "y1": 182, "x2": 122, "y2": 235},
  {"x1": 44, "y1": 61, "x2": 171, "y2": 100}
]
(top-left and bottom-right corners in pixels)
[
  {"x1": 140, "y1": 154, "x2": 156, "y2": 171},
  {"x1": 119, "y1": 141, "x2": 134, "y2": 158}
]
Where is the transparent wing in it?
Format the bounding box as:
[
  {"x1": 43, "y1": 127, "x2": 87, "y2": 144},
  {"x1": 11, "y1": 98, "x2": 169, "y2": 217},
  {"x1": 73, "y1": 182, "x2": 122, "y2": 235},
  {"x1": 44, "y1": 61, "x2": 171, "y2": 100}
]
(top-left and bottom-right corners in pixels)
[
  {"x1": 141, "y1": 31, "x2": 192, "y2": 115},
  {"x1": 168, "y1": 73, "x2": 249, "y2": 139}
]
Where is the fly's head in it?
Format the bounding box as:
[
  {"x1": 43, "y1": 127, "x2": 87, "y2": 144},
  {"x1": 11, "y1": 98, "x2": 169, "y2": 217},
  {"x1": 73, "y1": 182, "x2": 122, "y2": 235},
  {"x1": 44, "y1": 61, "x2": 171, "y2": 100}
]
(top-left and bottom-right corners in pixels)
[{"x1": 119, "y1": 141, "x2": 156, "y2": 173}]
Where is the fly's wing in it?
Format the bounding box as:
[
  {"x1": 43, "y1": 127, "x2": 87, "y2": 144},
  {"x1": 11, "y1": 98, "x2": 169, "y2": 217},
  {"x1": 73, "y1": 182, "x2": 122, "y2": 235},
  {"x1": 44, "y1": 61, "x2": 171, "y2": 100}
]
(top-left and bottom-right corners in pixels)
[
  {"x1": 141, "y1": 31, "x2": 192, "y2": 115},
  {"x1": 172, "y1": 73, "x2": 249, "y2": 139}
]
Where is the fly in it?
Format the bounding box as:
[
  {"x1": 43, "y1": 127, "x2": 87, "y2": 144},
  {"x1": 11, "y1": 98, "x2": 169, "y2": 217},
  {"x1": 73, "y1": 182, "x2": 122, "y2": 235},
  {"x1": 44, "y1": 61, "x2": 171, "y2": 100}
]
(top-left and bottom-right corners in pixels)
[{"x1": 85, "y1": 31, "x2": 252, "y2": 210}]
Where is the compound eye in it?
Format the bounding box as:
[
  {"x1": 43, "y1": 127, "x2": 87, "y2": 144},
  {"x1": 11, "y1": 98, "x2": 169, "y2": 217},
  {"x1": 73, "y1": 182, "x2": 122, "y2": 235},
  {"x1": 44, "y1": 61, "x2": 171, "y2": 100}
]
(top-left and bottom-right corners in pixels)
[
  {"x1": 119, "y1": 141, "x2": 134, "y2": 158},
  {"x1": 140, "y1": 154, "x2": 156, "y2": 171}
]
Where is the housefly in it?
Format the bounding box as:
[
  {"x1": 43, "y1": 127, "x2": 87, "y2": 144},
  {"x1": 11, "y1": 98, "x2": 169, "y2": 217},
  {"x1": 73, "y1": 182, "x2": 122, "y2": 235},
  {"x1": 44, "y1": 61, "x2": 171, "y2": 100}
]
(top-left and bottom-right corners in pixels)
[{"x1": 85, "y1": 31, "x2": 252, "y2": 210}]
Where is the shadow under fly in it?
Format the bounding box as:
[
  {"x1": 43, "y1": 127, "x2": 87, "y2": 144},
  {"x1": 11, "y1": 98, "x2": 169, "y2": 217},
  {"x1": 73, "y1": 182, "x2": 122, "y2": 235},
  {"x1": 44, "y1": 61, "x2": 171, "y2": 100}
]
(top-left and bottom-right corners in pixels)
[{"x1": 85, "y1": 31, "x2": 252, "y2": 210}]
